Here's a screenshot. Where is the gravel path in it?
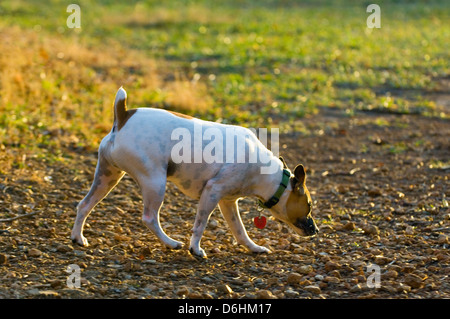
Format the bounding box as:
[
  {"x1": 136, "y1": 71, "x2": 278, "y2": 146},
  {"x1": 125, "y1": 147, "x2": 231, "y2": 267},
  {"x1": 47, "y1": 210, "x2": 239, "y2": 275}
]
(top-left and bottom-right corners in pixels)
[{"x1": 0, "y1": 113, "x2": 448, "y2": 299}]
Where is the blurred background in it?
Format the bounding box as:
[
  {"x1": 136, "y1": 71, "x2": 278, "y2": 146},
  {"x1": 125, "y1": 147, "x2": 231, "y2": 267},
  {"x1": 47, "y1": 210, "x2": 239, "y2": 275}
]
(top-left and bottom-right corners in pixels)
[{"x1": 0, "y1": 0, "x2": 448, "y2": 161}]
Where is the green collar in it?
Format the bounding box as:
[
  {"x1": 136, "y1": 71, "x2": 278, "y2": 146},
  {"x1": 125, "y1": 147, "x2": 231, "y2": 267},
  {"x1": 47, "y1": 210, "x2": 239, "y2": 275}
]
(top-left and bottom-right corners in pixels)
[{"x1": 258, "y1": 169, "x2": 291, "y2": 209}]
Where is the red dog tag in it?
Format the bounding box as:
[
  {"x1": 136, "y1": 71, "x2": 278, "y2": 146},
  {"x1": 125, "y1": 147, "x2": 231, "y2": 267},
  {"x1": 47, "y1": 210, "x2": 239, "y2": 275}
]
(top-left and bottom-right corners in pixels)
[{"x1": 254, "y1": 216, "x2": 267, "y2": 229}]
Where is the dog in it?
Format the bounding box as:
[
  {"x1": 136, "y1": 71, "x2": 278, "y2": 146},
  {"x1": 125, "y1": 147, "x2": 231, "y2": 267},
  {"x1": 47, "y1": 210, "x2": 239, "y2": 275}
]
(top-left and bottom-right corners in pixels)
[{"x1": 71, "y1": 87, "x2": 318, "y2": 258}]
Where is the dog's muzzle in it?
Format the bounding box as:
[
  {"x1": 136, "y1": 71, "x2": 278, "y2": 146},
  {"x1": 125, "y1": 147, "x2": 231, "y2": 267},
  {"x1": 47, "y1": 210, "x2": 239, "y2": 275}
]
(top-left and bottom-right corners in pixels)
[{"x1": 294, "y1": 216, "x2": 319, "y2": 236}]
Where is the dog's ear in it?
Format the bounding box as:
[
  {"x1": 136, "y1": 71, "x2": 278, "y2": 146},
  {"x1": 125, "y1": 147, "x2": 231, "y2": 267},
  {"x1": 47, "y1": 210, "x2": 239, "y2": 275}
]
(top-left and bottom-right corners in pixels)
[
  {"x1": 291, "y1": 164, "x2": 306, "y2": 192},
  {"x1": 279, "y1": 156, "x2": 288, "y2": 169}
]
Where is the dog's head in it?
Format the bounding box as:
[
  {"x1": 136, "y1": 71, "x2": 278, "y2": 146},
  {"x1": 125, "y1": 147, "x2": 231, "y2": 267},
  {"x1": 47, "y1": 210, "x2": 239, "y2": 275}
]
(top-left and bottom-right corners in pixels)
[{"x1": 270, "y1": 158, "x2": 319, "y2": 237}]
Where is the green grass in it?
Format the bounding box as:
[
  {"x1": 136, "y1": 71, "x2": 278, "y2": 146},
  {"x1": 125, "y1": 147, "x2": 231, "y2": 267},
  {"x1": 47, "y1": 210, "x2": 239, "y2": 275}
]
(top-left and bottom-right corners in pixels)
[{"x1": 0, "y1": 0, "x2": 449, "y2": 163}]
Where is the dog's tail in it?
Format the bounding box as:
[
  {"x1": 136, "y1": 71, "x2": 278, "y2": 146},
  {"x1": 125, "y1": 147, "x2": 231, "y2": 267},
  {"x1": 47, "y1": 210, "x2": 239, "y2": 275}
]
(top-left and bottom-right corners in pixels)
[{"x1": 113, "y1": 87, "x2": 134, "y2": 131}]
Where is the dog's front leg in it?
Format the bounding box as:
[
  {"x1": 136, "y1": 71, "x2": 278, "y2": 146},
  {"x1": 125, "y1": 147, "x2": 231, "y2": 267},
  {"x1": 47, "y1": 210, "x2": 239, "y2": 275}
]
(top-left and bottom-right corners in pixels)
[
  {"x1": 218, "y1": 199, "x2": 271, "y2": 254},
  {"x1": 189, "y1": 180, "x2": 222, "y2": 258}
]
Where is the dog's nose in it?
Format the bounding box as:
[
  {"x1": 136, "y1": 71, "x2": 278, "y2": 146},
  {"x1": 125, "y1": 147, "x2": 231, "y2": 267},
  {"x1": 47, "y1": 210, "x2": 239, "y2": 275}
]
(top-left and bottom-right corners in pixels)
[
  {"x1": 294, "y1": 217, "x2": 319, "y2": 236},
  {"x1": 306, "y1": 217, "x2": 319, "y2": 235}
]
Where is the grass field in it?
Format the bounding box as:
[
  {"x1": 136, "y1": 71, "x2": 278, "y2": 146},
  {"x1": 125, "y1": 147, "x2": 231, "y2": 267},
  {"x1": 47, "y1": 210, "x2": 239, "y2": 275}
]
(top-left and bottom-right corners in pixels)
[
  {"x1": 0, "y1": 0, "x2": 448, "y2": 169},
  {"x1": 0, "y1": 0, "x2": 449, "y2": 300}
]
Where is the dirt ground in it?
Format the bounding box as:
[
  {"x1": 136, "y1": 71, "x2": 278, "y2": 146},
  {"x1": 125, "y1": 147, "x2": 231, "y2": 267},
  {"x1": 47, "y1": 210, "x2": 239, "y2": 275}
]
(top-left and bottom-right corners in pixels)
[{"x1": 0, "y1": 109, "x2": 448, "y2": 299}]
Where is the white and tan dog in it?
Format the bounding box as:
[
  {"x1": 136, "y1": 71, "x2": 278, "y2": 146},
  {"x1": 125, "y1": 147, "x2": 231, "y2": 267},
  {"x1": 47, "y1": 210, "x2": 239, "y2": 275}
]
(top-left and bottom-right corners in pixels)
[{"x1": 71, "y1": 87, "x2": 318, "y2": 258}]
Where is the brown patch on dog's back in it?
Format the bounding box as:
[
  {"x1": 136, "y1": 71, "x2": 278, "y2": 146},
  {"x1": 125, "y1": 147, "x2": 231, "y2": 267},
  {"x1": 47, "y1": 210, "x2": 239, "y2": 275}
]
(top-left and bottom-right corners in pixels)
[
  {"x1": 167, "y1": 110, "x2": 193, "y2": 120},
  {"x1": 117, "y1": 109, "x2": 137, "y2": 131},
  {"x1": 115, "y1": 96, "x2": 137, "y2": 131}
]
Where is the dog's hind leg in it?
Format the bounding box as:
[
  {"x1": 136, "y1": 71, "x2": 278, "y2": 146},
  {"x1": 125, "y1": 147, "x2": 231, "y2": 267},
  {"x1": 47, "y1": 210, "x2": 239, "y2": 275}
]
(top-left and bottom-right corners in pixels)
[
  {"x1": 139, "y1": 173, "x2": 183, "y2": 250},
  {"x1": 71, "y1": 155, "x2": 125, "y2": 246}
]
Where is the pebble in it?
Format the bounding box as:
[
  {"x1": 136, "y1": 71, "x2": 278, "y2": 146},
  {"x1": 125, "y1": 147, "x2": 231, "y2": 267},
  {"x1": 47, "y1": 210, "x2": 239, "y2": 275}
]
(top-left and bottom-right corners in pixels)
[
  {"x1": 297, "y1": 265, "x2": 313, "y2": 274},
  {"x1": 73, "y1": 250, "x2": 86, "y2": 257},
  {"x1": 405, "y1": 226, "x2": 415, "y2": 235},
  {"x1": 287, "y1": 272, "x2": 302, "y2": 285},
  {"x1": 255, "y1": 289, "x2": 277, "y2": 299},
  {"x1": 143, "y1": 284, "x2": 158, "y2": 293},
  {"x1": 139, "y1": 247, "x2": 152, "y2": 257},
  {"x1": 217, "y1": 284, "x2": 233, "y2": 295},
  {"x1": 314, "y1": 274, "x2": 324, "y2": 281},
  {"x1": 28, "y1": 248, "x2": 42, "y2": 257},
  {"x1": 368, "y1": 188, "x2": 382, "y2": 197},
  {"x1": 187, "y1": 291, "x2": 203, "y2": 299},
  {"x1": 362, "y1": 224, "x2": 380, "y2": 235},
  {"x1": 341, "y1": 222, "x2": 355, "y2": 231},
  {"x1": 56, "y1": 244, "x2": 73, "y2": 253},
  {"x1": 284, "y1": 288, "x2": 299, "y2": 298},
  {"x1": 324, "y1": 276, "x2": 340, "y2": 284},
  {"x1": 437, "y1": 234, "x2": 448, "y2": 244},
  {"x1": 404, "y1": 274, "x2": 424, "y2": 289},
  {"x1": 350, "y1": 284, "x2": 362, "y2": 293},
  {"x1": 325, "y1": 261, "x2": 340, "y2": 272},
  {"x1": 396, "y1": 283, "x2": 412, "y2": 293},
  {"x1": 49, "y1": 280, "x2": 63, "y2": 289},
  {"x1": 27, "y1": 288, "x2": 40, "y2": 296},
  {"x1": 337, "y1": 185, "x2": 348, "y2": 194},
  {"x1": 176, "y1": 286, "x2": 190, "y2": 297},
  {"x1": 211, "y1": 247, "x2": 221, "y2": 254},
  {"x1": 300, "y1": 279, "x2": 312, "y2": 286},
  {"x1": 382, "y1": 284, "x2": 397, "y2": 294},
  {"x1": 384, "y1": 270, "x2": 398, "y2": 279},
  {"x1": 304, "y1": 285, "x2": 321, "y2": 295},
  {"x1": 209, "y1": 219, "x2": 218, "y2": 229},
  {"x1": 266, "y1": 278, "x2": 279, "y2": 286},
  {"x1": 114, "y1": 233, "x2": 132, "y2": 242},
  {"x1": 401, "y1": 264, "x2": 415, "y2": 273},
  {"x1": 329, "y1": 270, "x2": 341, "y2": 278},
  {"x1": 202, "y1": 276, "x2": 214, "y2": 284},
  {"x1": 374, "y1": 255, "x2": 390, "y2": 265},
  {"x1": 61, "y1": 288, "x2": 90, "y2": 298},
  {"x1": 0, "y1": 253, "x2": 7, "y2": 264}
]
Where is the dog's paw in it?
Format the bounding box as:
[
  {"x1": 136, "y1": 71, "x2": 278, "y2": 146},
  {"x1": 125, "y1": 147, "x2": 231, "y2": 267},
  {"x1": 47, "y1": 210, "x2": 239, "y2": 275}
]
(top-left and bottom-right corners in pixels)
[
  {"x1": 189, "y1": 247, "x2": 207, "y2": 259},
  {"x1": 250, "y1": 245, "x2": 271, "y2": 254},
  {"x1": 164, "y1": 239, "x2": 184, "y2": 250},
  {"x1": 71, "y1": 234, "x2": 89, "y2": 247}
]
